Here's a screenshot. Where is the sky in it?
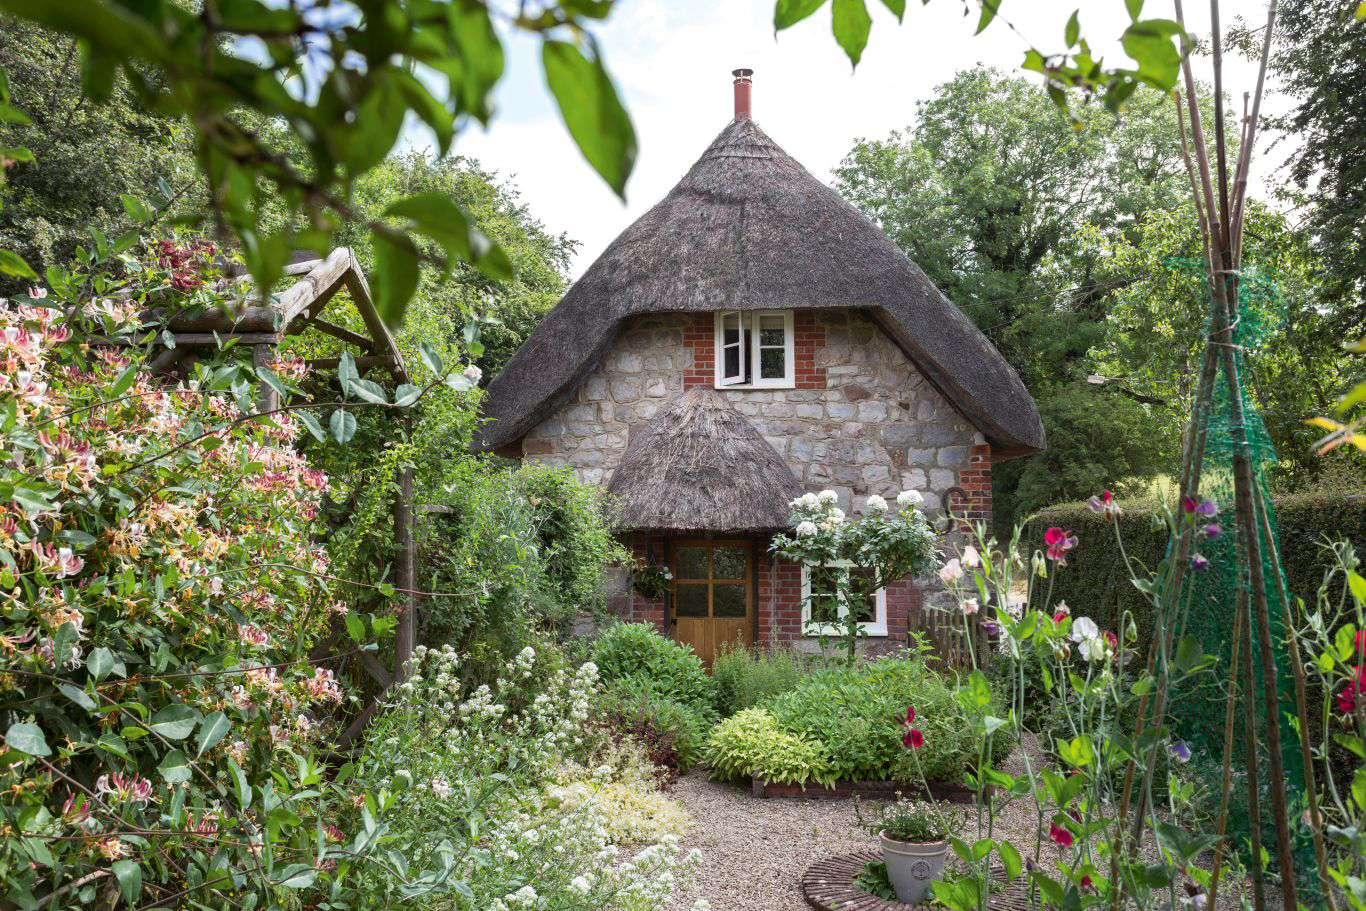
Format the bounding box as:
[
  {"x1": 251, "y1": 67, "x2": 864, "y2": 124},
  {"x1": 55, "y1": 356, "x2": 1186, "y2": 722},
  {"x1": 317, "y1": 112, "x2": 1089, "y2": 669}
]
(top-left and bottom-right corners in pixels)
[{"x1": 427, "y1": 0, "x2": 1290, "y2": 278}]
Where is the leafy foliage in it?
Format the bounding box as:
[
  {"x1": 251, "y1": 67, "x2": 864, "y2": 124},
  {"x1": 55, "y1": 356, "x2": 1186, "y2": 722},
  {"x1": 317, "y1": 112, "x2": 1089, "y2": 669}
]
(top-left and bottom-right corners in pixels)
[
  {"x1": 709, "y1": 643, "x2": 816, "y2": 718},
  {"x1": 0, "y1": 0, "x2": 636, "y2": 322},
  {"x1": 701, "y1": 708, "x2": 834, "y2": 788},
  {"x1": 0, "y1": 242, "x2": 439, "y2": 907},
  {"x1": 763, "y1": 651, "x2": 1012, "y2": 783},
  {"x1": 773, "y1": 0, "x2": 1193, "y2": 117},
  {"x1": 598, "y1": 679, "x2": 709, "y2": 778},
  {"x1": 589, "y1": 623, "x2": 716, "y2": 719}
]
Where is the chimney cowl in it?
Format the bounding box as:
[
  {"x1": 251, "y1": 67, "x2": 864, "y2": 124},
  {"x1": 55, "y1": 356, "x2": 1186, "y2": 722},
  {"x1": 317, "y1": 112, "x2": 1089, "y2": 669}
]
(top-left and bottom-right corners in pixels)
[{"x1": 732, "y1": 68, "x2": 753, "y2": 121}]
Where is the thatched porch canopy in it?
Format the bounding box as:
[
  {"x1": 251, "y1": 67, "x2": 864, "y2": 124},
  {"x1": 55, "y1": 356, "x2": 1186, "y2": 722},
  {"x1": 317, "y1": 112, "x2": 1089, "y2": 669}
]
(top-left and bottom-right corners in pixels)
[
  {"x1": 607, "y1": 387, "x2": 800, "y2": 532},
  {"x1": 476, "y1": 117, "x2": 1045, "y2": 459}
]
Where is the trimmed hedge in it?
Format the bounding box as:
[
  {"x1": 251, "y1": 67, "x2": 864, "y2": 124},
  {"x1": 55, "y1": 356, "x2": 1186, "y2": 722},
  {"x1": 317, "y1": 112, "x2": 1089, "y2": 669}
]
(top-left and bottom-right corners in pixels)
[{"x1": 1022, "y1": 493, "x2": 1366, "y2": 647}]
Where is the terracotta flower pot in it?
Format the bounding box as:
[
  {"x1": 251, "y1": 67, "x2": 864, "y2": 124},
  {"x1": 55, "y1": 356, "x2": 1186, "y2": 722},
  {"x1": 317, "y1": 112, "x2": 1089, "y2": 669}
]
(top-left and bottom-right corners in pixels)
[{"x1": 880, "y1": 831, "x2": 949, "y2": 905}]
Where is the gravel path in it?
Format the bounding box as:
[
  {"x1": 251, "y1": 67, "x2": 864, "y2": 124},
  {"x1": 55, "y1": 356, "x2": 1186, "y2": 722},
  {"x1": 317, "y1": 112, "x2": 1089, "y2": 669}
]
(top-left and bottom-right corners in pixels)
[{"x1": 666, "y1": 733, "x2": 1257, "y2": 911}]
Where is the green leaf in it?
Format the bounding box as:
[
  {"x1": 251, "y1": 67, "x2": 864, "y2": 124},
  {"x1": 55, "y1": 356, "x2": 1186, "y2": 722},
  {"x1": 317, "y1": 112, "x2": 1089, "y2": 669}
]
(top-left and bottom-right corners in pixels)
[
  {"x1": 1348, "y1": 571, "x2": 1366, "y2": 606},
  {"x1": 393, "y1": 383, "x2": 422, "y2": 407},
  {"x1": 542, "y1": 39, "x2": 637, "y2": 198},
  {"x1": 229, "y1": 758, "x2": 251, "y2": 808},
  {"x1": 878, "y1": 0, "x2": 905, "y2": 22},
  {"x1": 775, "y1": 0, "x2": 829, "y2": 29},
  {"x1": 371, "y1": 229, "x2": 420, "y2": 327},
  {"x1": 297, "y1": 410, "x2": 326, "y2": 443},
  {"x1": 0, "y1": 249, "x2": 38, "y2": 281},
  {"x1": 345, "y1": 610, "x2": 365, "y2": 643},
  {"x1": 255, "y1": 365, "x2": 286, "y2": 401},
  {"x1": 1358, "y1": 0, "x2": 1366, "y2": 20},
  {"x1": 5, "y1": 722, "x2": 50, "y2": 757},
  {"x1": 329, "y1": 408, "x2": 357, "y2": 444},
  {"x1": 831, "y1": 0, "x2": 872, "y2": 68},
  {"x1": 276, "y1": 863, "x2": 318, "y2": 889},
  {"x1": 111, "y1": 364, "x2": 138, "y2": 397},
  {"x1": 196, "y1": 711, "x2": 230, "y2": 758},
  {"x1": 446, "y1": 4, "x2": 504, "y2": 123},
  {"x1": 120, "y1": 194, "x2": 149, "y2": 222},
  {"x1": 418, "y1": 341, "x2": 444, "y2": 378},
  {"x1": 1064, "y1": 10, "x2": 1080, "y2": 47},
  {"x1": 998, "y1": 840, "x2": 1022, "y2": 881},
  {"x1": 88, "y1": 646, "x2": 117, "y2": 681},
  {"x1": 148, "y1": 704, "x2": 199, "y2": 740},
  {"x1": 112, "y1": 859, "x2": 142, "y2": 905},
  {"x1": 1174, "y1": 634, "x2": 1205, "y2": 673},
  {"x1": 1120, "y1": 18, "x2": 1186, "y2": 90},
  {"x1": 351, "y1": 378, "x2": 388, "y2": 406},
  {"x1": 58, "y1": 683, "x2": 96, "y2": 712},
  {"x1": 337, "y1": 351, "x2": 359, "y2": 396},
  {"x1": 11, "y1": 486, "x2": 55, "y2": 512},
  {"x1": 1127, "y1": 0, "x2": 1144, "y2": 18},
  {"x1": 976, "y1": 0, "x2": 1001, "y2": 35},
  {"x1": 158, "y1": 749, "x2": 191, "y2": 783}
]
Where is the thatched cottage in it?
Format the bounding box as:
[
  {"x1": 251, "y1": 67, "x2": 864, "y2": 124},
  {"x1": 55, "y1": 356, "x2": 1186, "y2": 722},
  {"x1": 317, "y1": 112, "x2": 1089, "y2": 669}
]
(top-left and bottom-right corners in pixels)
[{"x1": 477, "y1": 71, "x2": 1043, "y2": 663}]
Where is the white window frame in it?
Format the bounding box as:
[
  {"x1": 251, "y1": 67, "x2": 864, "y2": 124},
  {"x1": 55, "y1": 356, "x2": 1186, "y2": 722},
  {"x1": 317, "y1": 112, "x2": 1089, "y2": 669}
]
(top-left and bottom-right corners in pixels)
[
  {"x1": 800, "y1": 560, "x2": 888, "y2": 637},
  {"x1": 712, "y1": 309, "x2": 795, "y2": 389}
]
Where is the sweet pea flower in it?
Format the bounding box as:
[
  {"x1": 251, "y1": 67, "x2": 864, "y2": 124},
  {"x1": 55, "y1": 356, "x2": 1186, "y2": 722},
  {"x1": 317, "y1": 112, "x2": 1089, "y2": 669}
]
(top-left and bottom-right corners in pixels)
[
  {"x1": 903, "y1": 728, "x2": 925, "y2": 749},
  {"x1": 1169, "y1": 741, "x2": 1192, "y2": 764},
  {"x1": 905, "y1": 706, "x2": 916, "y2": 723},
  {"x1": 938, "y1": 558, "x2": 964, "y2": 585},
  {"x1": 961, "y1": 544, "x2": 981, "y2": 568},
  {"x1": 962, "y1": 598, "x2": 980, "y2": 616},
  {"x1": 1204, "y1": 523, "x2": 1221, "y2": 539},
  {"x1": 1088, "y1": 489, "x2": 1121, "y2": 519},
  {"x1": 1049, "y1": 821, "x2": 1074, "y2": 848},
  {"x1": 1192, "y1": 553, "x2": 1210, "y2": 571},
  {"x1": 1052, "y1": 600, "x2": 1071, "y2": 623},
  {"x1": 1044, "y1": 527, "x2": 1078, "y2": 564}
]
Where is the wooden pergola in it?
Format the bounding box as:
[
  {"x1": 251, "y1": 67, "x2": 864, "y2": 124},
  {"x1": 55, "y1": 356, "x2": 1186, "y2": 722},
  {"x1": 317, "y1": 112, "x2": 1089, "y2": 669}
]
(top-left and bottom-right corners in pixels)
[{"x1": 149, "y1": 248, "x2": 418, "y2": 747}]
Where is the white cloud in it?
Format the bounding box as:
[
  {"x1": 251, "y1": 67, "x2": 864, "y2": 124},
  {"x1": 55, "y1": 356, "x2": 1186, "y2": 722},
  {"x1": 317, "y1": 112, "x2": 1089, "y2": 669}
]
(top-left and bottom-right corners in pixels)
[{"x1": 436, "y1": 0, "x2": 1290, "y2": 279}]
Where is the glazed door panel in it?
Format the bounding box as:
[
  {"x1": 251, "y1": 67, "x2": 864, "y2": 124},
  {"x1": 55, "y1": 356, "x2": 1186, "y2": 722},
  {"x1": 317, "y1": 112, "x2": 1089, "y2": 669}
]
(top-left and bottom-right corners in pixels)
[{"x1": 671, "y1": 539, "x2": 753, "y2": 666}]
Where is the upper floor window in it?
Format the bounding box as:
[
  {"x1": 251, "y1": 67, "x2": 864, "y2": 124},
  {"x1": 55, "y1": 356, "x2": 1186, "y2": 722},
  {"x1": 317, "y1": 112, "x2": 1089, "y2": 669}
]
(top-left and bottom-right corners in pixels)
[
  {"x1": 714, "y1": 310, "x2": 794, "y2": 388},
  {"x1": 801, "y1": 561, "x2": 887, "y2": 637}
]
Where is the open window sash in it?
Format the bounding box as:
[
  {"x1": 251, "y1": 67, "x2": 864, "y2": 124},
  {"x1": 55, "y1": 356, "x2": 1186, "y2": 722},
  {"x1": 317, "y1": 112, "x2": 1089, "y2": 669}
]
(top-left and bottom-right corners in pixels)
[{"x1": 718, "y1": 310, "x2": 748, "y2": 386}]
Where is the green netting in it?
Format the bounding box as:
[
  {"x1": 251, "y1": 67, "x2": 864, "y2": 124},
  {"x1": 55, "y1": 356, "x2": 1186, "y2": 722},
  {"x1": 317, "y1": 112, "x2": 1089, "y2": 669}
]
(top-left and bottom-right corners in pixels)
[{"x1": 1165, "y1": 259, "x2": 1311, "y2": 887}]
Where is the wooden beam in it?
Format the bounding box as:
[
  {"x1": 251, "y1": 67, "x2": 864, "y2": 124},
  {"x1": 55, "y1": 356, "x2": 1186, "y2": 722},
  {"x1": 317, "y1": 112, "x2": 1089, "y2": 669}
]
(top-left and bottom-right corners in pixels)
[
  {"x1": 342, "y1": 250, "x2": 410, "y2": 382},
  {"x1": 393, "y1": 458, "x2": 417, "y2": 682},
  {"x1": 296, "y1": 317, "x2": 375, "y2": 352},
  {"x1": 253, "y1": 343, "x2": 279, "y2": 413},
  {"x1": 168, "y1": 332, "x2": 282, "y2": 346},
  {"x1": 277, "y1": 247, "x2": 352, "y2": 328},
  {"x1": 164, "y1": 306, "x2": 277, "y2": 333},
  {"x1": 146, "y1": 346, "x2": 192, "y2": 375},
  {"x1": 356, "y1": 649, "x2": 394, "y2": 689}
]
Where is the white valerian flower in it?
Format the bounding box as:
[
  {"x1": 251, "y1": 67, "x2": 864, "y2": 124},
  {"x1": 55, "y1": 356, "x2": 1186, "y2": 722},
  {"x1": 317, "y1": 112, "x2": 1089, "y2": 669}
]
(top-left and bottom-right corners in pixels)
[
  {"x1": 897, "y1": 490, "x2": 923, "y2": 507},
  {"x1": 961, "y1": 544, "x2": 981, "y2": 568},
  {"x1": 865, "y1": 494, "x2": 887, "y2": 513},
  {"x1": 817, "y1": 489, "x2": 839, "y2": 504},
  {"x1": 569, "y1": 876, "x2": 592, "y2": 895},
  {"x1": 795, "y1": 520, "x2": 818, "y2": 536}
]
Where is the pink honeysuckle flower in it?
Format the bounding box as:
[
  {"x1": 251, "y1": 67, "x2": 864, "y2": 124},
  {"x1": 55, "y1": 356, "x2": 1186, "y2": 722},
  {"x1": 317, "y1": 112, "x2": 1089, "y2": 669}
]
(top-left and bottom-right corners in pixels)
[
  {"x1": 1044, "y1": 527, "x2": 1077, "y2": 564},
  {"x1": 95, "y1": 772, "x2": 154, "y2": 805}
]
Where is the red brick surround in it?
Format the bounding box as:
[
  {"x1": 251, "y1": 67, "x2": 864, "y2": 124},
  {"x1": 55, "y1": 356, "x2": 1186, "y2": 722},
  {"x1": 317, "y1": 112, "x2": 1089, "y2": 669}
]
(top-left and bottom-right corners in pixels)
[
  {"x1": 957, "y1": 443, "x2": 993, "y2": 528},
  {"x1": 682, "y1": 312, "x2": 826, "y2": 390}
]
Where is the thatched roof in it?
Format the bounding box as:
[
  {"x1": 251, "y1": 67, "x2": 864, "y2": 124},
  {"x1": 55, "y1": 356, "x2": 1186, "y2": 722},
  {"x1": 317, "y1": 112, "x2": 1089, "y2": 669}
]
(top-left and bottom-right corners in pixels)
[
  {"x1": 477, "y1": 117, "x2": 1044, "y2": 458},
  {"x1": 607, "y1": 387, "x2": 800, "y2": 531}
]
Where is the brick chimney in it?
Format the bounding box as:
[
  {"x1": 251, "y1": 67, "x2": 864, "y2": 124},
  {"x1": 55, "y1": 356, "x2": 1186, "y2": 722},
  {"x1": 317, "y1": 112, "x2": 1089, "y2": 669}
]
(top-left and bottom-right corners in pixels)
[{"x1": 732, "y1": 68, "x2": 753, "y2": 120}]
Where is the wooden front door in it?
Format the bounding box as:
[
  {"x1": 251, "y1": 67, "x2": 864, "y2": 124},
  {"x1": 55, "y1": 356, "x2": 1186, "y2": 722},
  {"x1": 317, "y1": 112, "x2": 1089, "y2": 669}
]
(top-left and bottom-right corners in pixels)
[{"x1": 671, "y1": 539, "x2": 754, "y2": 666}]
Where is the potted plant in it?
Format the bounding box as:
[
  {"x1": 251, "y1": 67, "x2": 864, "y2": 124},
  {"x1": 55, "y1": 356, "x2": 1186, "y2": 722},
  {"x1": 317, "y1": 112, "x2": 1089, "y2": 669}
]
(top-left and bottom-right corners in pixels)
[{"x1": 855, "y1": 794, "x2": 952, "y2": 905}]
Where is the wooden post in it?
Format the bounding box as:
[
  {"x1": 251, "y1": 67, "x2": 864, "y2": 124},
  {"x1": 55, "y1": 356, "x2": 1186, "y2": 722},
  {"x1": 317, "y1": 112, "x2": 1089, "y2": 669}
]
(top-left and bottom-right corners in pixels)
[
  {"x1": 253, "y1": 343, "x2": 279, "y2": 414},
  {"x1": 393, "y1": 460, "x2": 416, "y2": 682}
]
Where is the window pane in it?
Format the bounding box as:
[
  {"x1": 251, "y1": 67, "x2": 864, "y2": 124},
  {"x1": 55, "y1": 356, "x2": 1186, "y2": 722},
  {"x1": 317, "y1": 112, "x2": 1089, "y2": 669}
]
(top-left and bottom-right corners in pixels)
[
  {"x1": 713, "y1": 545, "x2": 747, "y2": 580},
  {"x1": 675, "y1": 583, "x2": 708, "y2": 617},
  {"x1": 849, "y1": 568, "x2": 879, "y2": 623},
  {"x1": 722, "y1": 313, "x2": 740, "y2": 344},
  {"x1": 759, "y1": 347, "x2": 785, "y2": 379},
  {"x1": 714, "y1": 583, "x2": 747, "y2": 618},
  {"x1": 759, "y1": 315, "x2": 786, "y2": 346},
  {"x1": 676, "y1": 546, "x2": 708, "y2": 580},
  {"x1": 807, "y1": 592, "x2": 841, "y2": 624},
  {"x1": 723, "y1": 345, "x2": 742, "y2": 378}
]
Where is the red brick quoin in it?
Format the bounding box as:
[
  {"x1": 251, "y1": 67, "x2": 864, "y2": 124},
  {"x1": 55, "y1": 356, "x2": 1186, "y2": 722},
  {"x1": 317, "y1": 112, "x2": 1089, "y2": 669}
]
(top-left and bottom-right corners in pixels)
[{"x1": 683, "y1": 312, "x2": 826, "y2": 390}]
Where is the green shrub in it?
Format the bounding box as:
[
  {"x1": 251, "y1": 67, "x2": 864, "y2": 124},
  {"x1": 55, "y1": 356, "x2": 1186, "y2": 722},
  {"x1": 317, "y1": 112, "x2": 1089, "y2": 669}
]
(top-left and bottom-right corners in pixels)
[
  {"x1": 764, "y1": 652, "x2": 1014, "y2": 783},
  {"x1": 702, "y1": 709, "x2": 835, "y2": 787},
  {"x1": 710, "y1": 644, "x2": 815, "y2": 717},
  {"x1": 1022, "y1": 494, "x2": 1366, "y2": 650},
  {"x1": 590, "y1": 622, "x2": 715, "y2": 716},
  {"x1": 600, "y1": 678, "x2": 709, "y2": 776}
]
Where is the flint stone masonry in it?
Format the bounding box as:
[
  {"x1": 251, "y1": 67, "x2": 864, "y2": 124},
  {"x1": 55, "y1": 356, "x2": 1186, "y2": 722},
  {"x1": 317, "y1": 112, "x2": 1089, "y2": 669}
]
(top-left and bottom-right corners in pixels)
[{"x1": 521, "y1": 309, "x2": 981, "y2": 515}]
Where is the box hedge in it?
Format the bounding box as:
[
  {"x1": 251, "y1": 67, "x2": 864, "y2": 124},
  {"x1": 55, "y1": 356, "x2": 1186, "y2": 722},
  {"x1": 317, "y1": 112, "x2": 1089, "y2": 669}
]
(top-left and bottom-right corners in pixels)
[{"x1": 1021, "y1": 493, "x2": 1366, "y2": 648}]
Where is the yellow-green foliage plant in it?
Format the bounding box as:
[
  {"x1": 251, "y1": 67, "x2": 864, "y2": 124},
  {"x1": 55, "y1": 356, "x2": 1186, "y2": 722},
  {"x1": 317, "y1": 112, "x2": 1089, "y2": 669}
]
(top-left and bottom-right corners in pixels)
[{"x1": 701, "y1": 708, "x2": 835, "y2": 789}]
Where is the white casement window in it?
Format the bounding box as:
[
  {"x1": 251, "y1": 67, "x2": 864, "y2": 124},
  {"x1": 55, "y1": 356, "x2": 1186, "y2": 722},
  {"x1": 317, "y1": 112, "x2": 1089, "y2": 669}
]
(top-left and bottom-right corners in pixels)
[
  {"x1": 713, "y1": 310, "x2": 794, "y2": 388},
  {"x1": 800, "y1": 561, "x2": 888, "y2": 637}
]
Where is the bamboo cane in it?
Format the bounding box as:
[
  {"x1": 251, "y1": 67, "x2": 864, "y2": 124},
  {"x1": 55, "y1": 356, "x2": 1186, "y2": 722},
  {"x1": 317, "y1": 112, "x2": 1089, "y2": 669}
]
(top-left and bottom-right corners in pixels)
[
  {"x1": 1206, "y1": 598, "x2": 1245, "y2": 910},
  {"x1": 1240, "y1": 586, "x2": 1269, "y2": 911}
]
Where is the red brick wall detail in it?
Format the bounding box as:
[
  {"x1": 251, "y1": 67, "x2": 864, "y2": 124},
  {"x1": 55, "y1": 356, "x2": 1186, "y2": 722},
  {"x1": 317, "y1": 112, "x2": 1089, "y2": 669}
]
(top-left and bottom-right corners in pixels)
[
  {"x1": 607, "y1": 532, "x2": 666, "y2": 633},
  {"x1": 958, "y1": 444, "x2": 993, "y2": 530},
  {"x1": 681, "y1": 312, "x2": 826, "y2": 390}
]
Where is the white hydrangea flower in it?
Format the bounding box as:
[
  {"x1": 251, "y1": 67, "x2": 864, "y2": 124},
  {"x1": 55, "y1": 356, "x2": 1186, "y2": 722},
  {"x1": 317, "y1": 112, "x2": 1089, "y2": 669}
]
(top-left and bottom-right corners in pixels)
[
  {"x1": 897, "y1": 489, "x2": 924, "y2": 507},
  {"x1": 865, "y1": 494, "x2": 887, "y2": 513}
]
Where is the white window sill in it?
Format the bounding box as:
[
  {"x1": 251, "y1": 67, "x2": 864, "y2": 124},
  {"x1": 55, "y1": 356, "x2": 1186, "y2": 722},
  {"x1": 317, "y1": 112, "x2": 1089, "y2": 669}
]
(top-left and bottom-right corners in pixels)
[
  {"x1": 715, "y1": 383, "x2": 796, "y2": 391},
  {"x1": 803, "y1": 625, "x2": 889, "y2": 638}
]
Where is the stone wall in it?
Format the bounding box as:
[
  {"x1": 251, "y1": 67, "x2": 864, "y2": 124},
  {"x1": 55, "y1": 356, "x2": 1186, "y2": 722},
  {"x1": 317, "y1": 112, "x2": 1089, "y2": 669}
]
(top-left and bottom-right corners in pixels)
[{"x1": 521, "y1": 308, "x2": 988, "y2": 520}]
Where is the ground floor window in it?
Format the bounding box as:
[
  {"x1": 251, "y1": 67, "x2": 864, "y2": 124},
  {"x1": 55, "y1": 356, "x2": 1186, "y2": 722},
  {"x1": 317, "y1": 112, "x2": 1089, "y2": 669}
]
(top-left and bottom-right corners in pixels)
[{"x1": 800, "y1": 561, "x2": 887, "y2": 636}]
